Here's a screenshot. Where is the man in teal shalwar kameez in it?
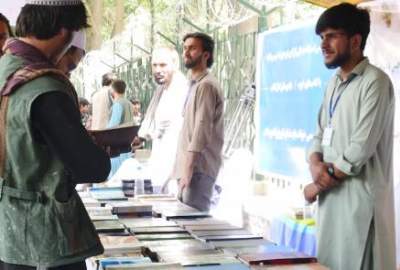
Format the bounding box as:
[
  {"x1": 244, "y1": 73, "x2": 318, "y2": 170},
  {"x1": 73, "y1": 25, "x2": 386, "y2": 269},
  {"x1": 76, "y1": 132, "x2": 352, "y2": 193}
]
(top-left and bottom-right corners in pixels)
[{"x1": 305, "y1": 3, "x2": 397, "y2": 270}]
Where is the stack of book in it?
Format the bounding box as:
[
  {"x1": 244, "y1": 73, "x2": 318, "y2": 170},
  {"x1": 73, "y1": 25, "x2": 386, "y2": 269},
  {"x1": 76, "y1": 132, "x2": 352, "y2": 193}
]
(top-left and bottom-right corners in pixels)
[
  {"x1": 106, "y1": 201, "x2": 152, "y2": 216},
  {"x1": 250, "y1": 263, "x2": 328, "y2": 269},
  {"x1": 82, "y1": 196, "x2": 103, "y2": 207},
  {"x1": 158, "y1": 252, "x2": 240, "y2": 267},
  {"x1": 89, "y1": 187, "x2": 127, "y2": 201},
  {"x1": 152, "y1": 201, "x2": 199, "y2": 218},
  {"x1": 99, "y1": 234, "x2": 142, "y2": 255},
  {"x1": 86, "y1": 205, "x2": 113, "y2": 217},
  {"x1": 93, "y1": 220, "x2": 126, "y2": 233},
  {"x1": 238, "y1": 251, "x2": 317, "y2": 266},
  {"x1": 118, "y1": 217, "x2": 177, "y2": 231},
  {"x1": 102, "y1": 263, "x2": 183, "y2": 269},
  {"x1": 185, "y1": 264, "x2": 250, "y2": 270},
  {"x1": 98, "y1": 256, "x2": 152, "y2": 270},
  {"x1": 129, "y1": 226, "x2": 186, "y2": 234}
]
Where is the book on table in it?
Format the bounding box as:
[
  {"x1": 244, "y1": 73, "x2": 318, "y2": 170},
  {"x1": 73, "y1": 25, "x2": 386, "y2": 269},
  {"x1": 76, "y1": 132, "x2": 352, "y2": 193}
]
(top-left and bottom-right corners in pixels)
[
  {"x1": 238, "y1": 251, "x2": 317, "y2": 265},
  {"x1": 135, "y1": 233, "x2": 194, "y2": 241},
  {"x1": 90, "y1": 214, "x2": 119, "y2": 221},
  {"x1": 162, "y1": 210, "x2": 211, "y2": 220},
  {"x1": 166, "y1": 253, "x2": 240, "y2": 267},
  {"x1": 222, "y1": 242, "x2": 291, "y2": 256},
  {"x1": 99, "y1": 234, "x2": 142, "y2": 255},
  {"x1": 107, "y1": 201, "x2": 152, "y2": 215},
  {"x1": 89, "y1": 187, "x2": 127, "y2": 201},
  {"x1": 93, "y1": 220, "x2": 126, "y2": 233},
  {"x1": 103, "y1": 263, "x2": 184, "y2": 269},
  {"x1": 209, "y1": 239, "x2": 271, "y2": 249},
  {"x1": 119, "y1": 217, "x2": 177, "y2": 228},
  {"x1": 184, "y1": 263, "x2": 250, "y2": 270},
  {"x1": 190, "y1": 229, "x2": 253, "y2": 237},
  {"x1": 99, "y1": 256, "x2": 152, "y2": 269},
  {"x1": 185, "y1": 224, "x2": 242, "y2": 232},
  {"x1": 129, "y1": 226, "x2": 186, "y2": 234},
  {"x1": 174, "y1": 218, "x2": 229, "y2": 227},
  {"x1": 199, "y1": 234, "x2": 264, "y2": 242}
]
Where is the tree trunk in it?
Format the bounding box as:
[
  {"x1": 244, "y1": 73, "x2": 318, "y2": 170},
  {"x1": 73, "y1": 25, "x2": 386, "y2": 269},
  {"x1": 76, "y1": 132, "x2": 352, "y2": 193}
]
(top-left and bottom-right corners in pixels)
[
  {"x1": 89, "y1": 0, "x2": 103, "y2": 49},
  {"x1": 113, "y1": 0, "x2": 125, "y2": 37}
]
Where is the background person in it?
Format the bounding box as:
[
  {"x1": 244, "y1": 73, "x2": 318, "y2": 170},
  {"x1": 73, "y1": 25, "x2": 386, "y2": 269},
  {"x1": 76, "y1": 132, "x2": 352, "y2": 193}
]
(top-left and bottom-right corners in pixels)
[
  {"x1": 78, "y1": 96, "x2": 91, "y2": 129},
  {"x1": 133, "y1": 47, "x2": 187, "y2": 192},
  {"x1": 171, "y1": 33, "x2": 224, "y2": 212},
  {"x1": 130, "y1": 98, "x2": 142, "y2": 125},
  {"x1": 91, "y1": 72, "x2": 115, "y2": 130},
  {"x1": 107, "y1": 79, "x2": 135, "y2": 178},
  {"x1": 0, "y1": 13, "x2": 13, "y2": 57}
]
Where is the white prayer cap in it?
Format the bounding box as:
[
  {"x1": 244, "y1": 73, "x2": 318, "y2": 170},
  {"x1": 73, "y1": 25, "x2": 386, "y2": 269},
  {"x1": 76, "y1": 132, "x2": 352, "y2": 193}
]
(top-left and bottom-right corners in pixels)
[
  {"x1": 25, "y1": 0, "x2": 82, "y2": 6},
  {"x1": 71, "y1": 30, "x2": 86, "y2": 52}
]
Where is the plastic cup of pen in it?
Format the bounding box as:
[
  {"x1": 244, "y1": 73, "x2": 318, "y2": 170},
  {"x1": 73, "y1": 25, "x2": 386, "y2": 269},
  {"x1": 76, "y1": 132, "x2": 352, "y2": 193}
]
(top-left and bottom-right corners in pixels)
[{"x1": 122, "y1": 179, "x2": 135, "y2": 197}]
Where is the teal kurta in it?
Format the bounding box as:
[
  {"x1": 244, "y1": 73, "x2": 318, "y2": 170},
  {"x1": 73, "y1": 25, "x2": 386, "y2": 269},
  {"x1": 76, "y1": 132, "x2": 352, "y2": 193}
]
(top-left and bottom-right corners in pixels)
[{"x1": 308, "y1": 58, "x2": 396, "y2": 270}]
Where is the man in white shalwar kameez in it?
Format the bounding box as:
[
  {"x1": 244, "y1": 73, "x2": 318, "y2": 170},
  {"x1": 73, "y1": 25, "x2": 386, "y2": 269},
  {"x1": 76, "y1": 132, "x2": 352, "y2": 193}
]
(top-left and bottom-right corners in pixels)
[
  {"x1": 304, "y1": 3, "x2": 396, "y2": 270},
  {"x1": 130, "y1": 48, "x2": 187, "y2": 191}
]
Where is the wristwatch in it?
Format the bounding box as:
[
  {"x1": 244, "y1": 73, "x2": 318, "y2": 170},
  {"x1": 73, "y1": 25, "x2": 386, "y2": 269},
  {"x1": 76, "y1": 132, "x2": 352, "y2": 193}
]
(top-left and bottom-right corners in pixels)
[{"x1": 327, "y1": 165, "x2": 335, "y2": 178}]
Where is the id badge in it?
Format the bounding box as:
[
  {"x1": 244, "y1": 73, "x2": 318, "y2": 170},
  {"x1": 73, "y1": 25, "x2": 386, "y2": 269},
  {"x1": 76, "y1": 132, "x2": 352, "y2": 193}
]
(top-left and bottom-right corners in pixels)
[{"x1": 322, "y1": 126, "x2": 334, "y2": 146}]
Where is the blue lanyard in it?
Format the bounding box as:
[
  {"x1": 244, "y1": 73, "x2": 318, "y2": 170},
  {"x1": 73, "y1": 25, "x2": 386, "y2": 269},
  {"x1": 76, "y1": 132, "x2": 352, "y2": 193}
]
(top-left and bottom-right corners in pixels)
[
  {"x1": 329, "y1": 86, "x2": 343, "y2": 121},
  {"x1": 328, "y1": 77, "x2": 354, "y2": 123}
]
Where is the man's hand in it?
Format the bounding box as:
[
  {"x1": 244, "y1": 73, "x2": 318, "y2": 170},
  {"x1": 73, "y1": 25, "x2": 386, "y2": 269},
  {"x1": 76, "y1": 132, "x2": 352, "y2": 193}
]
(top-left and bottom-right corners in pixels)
[
  {"x1": 131, "y1": 136, "x2": 144, "y2": 152},
  {"x1": 304, "y1": 183, "x2": 321, "y2": 203},
  {"x1": 306, "y1": 153, "x2": 344, "y2": 202},
  {"x1": 161, "y1": 177, "x2": 172, "y2": 194},
  {"x1": 178, "y1": 152, "x2": 198, "y2": 193},
  {"x1": 179, "y1": 165, "x2": 193, "y2": 193},
  {"x1": 310, "y1": 162, "x2": 338, "y2": 191}
]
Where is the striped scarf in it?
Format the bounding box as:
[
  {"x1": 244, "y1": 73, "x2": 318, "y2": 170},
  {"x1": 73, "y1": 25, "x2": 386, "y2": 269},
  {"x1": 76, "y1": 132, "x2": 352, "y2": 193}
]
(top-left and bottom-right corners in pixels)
[{"x1": 0, "y1": 38, "x2": 77, "y2": 105}]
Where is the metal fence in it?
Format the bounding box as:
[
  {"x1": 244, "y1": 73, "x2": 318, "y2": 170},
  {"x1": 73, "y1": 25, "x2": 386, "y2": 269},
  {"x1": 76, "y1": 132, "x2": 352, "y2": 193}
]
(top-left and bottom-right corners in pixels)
[{"x1": 72, "y1": 5, "x2": 284, "y2": 157}]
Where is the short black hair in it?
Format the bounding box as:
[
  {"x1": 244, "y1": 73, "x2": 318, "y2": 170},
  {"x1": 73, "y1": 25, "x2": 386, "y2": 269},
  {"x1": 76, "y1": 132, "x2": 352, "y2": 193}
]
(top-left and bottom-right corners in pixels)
[
  {"x1": 315, "y1": 3, "x2": 370, "y2": 51},
  {"x1": 78, "y1": 97, "x2": 89, "y2": 107},
  {"x1": 112, "y1": 80, "x2": 126, "y2": 94},
  {"x1": 102, "y1": 72, "x2": 115, "y2": 87},
  {"x1": 15, "y1": 3, "x2": 89, "y2": 39},
  {"x1": 130, "y1": 98, "x2": 140, "y2": 105},
  {"x1": 183, "y1": 32, "x2": 215, "y2": 68},
  {"x1": 0, "y1": 13, "x2": 13, "y2": 37}
]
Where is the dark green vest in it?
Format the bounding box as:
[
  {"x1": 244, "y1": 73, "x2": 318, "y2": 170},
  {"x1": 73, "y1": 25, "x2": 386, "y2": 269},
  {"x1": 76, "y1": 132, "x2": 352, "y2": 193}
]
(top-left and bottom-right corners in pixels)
[{"x1": 0, "y1": 54, "x2": 103, "y2": 267}]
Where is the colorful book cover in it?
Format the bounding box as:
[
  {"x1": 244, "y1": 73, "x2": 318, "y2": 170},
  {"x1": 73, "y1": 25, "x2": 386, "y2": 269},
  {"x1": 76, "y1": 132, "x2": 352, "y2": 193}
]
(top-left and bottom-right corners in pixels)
[{"x1": 100, "y1": 257, "x2": 151, "y2": 269}]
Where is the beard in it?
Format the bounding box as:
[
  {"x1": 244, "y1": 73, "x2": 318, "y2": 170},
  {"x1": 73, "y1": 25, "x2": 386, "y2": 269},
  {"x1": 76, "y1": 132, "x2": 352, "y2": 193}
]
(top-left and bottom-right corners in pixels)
[
  {"x1": 154, "y1": 74, "x2": 166, "y2": 85},
  {"x1": 324, "y1": 48, "x2": 351, "y2": 69},
  {"x1": 184, "y1": 54, "x2": 202, "y2": 69}
]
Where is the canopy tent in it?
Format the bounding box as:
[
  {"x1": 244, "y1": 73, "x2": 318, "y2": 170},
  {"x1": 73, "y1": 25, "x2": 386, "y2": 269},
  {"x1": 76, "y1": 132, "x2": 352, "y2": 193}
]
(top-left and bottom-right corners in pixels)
[{"x1": 304, "y1": 0, "x2": 369, "y2": 7}]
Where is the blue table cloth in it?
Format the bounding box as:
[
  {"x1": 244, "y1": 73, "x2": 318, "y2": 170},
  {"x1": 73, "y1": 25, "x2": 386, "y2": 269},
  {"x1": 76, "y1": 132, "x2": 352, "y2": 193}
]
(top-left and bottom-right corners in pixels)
[{"x1": 270, "y1": 217, "x2": 316, "y2": 256}]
